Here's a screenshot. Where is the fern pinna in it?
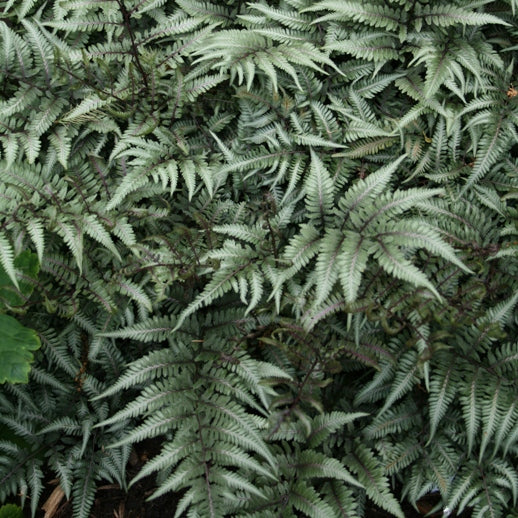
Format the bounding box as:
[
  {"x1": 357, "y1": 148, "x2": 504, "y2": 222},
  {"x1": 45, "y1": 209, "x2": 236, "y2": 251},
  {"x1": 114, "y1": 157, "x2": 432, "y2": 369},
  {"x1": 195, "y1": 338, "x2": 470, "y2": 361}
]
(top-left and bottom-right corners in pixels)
[{"x1": 0, "y1": 0, "x2": 517, "y2": 517}]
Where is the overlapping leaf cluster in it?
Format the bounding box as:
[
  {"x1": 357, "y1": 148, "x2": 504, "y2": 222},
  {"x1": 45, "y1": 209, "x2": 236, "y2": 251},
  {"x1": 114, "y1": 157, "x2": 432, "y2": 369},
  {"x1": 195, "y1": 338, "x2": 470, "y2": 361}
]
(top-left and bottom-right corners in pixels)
[{"x1": 0, "y1": 0, "x2": 517, "y2": 517}]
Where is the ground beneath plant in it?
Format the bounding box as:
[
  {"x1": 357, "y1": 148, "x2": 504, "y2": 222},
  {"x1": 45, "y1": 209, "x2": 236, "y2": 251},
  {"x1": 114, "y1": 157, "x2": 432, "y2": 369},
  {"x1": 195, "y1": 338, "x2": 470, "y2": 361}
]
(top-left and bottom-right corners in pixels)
[{"x1": 17, "y1": 440, "x2": 471, "y2": 518}]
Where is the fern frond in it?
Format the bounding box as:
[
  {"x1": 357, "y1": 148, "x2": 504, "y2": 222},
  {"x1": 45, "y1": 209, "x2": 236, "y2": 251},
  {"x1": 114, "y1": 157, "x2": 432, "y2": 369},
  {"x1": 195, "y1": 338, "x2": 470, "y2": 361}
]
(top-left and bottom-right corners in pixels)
[
  {"x1": 339, "y1": 154, "x2": 406, "y2": 219},
  {"x1": 174, "y1": 259, "x2": 252, "y2": 331},
  {"x1": 428, "y1": 358, "x2": 458, "y2": 442},
  {"x1": 72, "y1": 455, "x2": 100, "y2": 518},
  {"x1": 0, "y1": 232, "x2": 19, "y2": 289},
  {"x1": 460, "y1": 369, "x2": 482, "y2": 455},
  {"x1": 373, "y1": 242, "x2": 440, "y2": 298},
  {"x1": 322, "y1": 481, "x2": 361, "y2": 517},
  {"x1": 347, "y1": 441, "x2": 404, "y2": 518},
  {"x1": 338, "y1": 231, "x2": 371, "y2": 303},
  {"x1": 0, "y1": 86, "x2": 38, "y2": 118},
  {"x1": 479, "y1": 380, "x2": 503, "y2": 461},
  {"x1": 304, "y1": 2, "x2": 400, "y2": 31},
  {"x1": 378, "y1": 350, "x2": 419, "y2": 415},
  {"x1": 248, "y1": 3, "x2": 313, "y2": 31},
  {"x1": 415, "y1": 5, "x2": 509, "y2": 28},
  {"x1": 82, "y1": 214, "x2": 122, "y2": 261},
  {"x1": 307, "y1": 411, "x2": 368, "y2": 448},
  {"x1": 364, "y1": 401, "x2": 420, "y2": 439},
  {"x1": 460, "y1": 117, "x2": 513, "y2": 195},
  {"x1": 326, "y1": 33, "x2": 399, "y2": 62}
]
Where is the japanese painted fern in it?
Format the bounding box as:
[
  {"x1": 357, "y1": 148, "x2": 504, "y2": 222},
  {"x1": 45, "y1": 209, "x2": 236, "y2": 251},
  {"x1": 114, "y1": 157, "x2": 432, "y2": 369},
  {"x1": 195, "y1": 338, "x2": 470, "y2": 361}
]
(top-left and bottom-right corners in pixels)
[{"x1": 0, "y1": 0, "x2": 517, "y2": 517}]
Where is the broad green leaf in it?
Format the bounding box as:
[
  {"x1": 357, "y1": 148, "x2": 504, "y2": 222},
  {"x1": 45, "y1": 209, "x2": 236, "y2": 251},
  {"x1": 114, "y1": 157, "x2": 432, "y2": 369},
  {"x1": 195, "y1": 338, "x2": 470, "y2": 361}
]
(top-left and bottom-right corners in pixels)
[
  {"x1": 0, "y1": 314, "x2": 40, "y2": 384},
  {"x1": 0, "y1": 250, "x2": 39, "y2": 310}
]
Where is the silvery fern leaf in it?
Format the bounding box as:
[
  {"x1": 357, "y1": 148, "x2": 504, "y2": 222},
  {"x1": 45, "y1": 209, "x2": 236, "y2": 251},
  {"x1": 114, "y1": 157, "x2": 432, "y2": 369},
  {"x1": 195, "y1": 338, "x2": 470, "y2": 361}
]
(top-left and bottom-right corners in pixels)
[
  {"x1": 54, "y1": 221, "x2": 84, "y2": 273},
  {"x1": 305, "y1": 149, "x2": 335, "y2": 224},
  {"x1": 338, "y1": 231, "x2": 372, "y2": 303},
  {"x1": 303, "y1": 1, "x2": 400, "y2": 31},
  {"x1": 248, "y1": 3, "x2": 313, "y2": 30},
  {"x1": 347, "y1": 441, "x2": 404, "y2": 518},
  {"x1": 313, "y1": 228, "x2": 342, "y2": 305},
  {"x1": 82, "y1": 214, "x2": 122, "y2": 261},
  {"x1": 106, "y1": 160, "x2": 178, "y2": 210},
  {"x1": 339, "y1": 155, "x2": 406, "y2": 220},
  {"x1": 0, "y1": 233, "x2": 19, "y2": 289},
  {"x1": 326, "y1": 33, "x2": 400, "y2": 62},
  {"x1": 114, "y1": 280, "x2": 152, "y2": 312},
  {"x1": 427, "y1": 358, "x2": 458, "y2": 442},
  {"x1": 415, "y1": 5, "x2": 509, "y2": 28},
  {"x1": 376, "y1": 220, "x2": 471, "y2": 273},
  {"x1": 372, "y1": 241, "x2": 441, "y2": 299}
]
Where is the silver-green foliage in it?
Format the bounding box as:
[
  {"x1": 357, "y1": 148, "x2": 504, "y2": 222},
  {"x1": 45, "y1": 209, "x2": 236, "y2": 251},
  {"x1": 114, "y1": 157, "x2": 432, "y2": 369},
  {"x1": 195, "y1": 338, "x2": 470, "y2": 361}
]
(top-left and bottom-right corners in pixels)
[{"x1": 0, "y1": 0, "x2": 517, "y2": 517}]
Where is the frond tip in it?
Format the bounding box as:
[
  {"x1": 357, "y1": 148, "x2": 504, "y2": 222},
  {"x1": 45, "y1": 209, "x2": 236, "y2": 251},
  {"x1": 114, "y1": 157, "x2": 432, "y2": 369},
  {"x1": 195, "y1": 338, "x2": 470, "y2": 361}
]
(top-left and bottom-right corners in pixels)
[{"x1": 0, "y1": 232, "x2": 19, "y2": 289}]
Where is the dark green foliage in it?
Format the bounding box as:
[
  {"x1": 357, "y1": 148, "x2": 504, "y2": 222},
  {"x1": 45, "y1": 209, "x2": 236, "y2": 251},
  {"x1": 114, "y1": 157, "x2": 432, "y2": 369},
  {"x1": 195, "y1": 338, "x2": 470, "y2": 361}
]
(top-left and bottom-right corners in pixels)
[
  {"x1": 0, "y1": 251, "x2": 41, "y2": 383},
  {"x1": 0, "y1": 504, "x2": 23, "y2": 518},
  {"x1": 0, "y1": 0, "x2": 517, "y2": 517}
]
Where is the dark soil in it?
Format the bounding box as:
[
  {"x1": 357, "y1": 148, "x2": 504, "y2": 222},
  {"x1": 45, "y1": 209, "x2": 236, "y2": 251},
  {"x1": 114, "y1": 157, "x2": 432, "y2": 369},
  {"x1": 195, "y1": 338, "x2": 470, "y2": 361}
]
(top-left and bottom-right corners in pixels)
[{"x1": 14, "y1": 440, "x2": 471, "y2": 518}]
